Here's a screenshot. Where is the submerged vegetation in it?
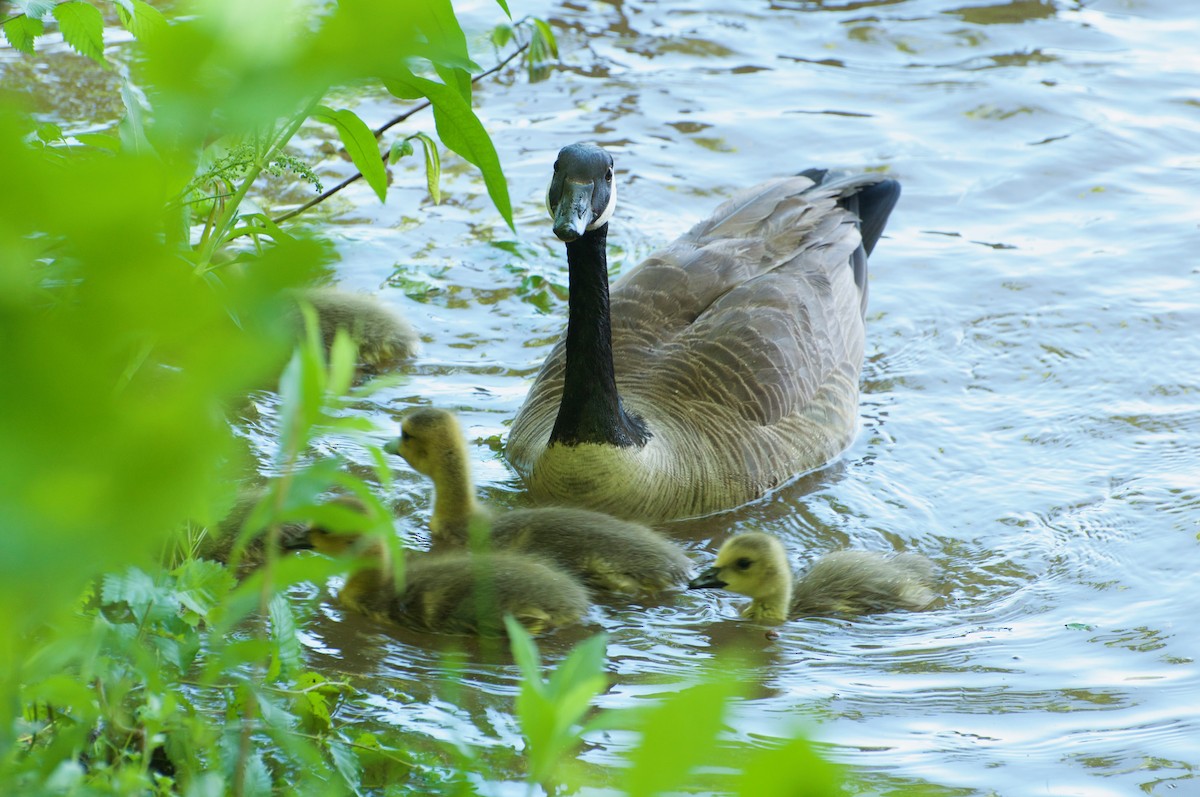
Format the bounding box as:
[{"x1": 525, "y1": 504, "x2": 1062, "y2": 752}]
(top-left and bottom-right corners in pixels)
[{"x1": 0, "y1": 1, "x2": 840, "y2": 793}]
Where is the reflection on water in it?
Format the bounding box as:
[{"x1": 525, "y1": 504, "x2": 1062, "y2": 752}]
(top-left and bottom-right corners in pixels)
[{"x1": 20, "y1": 0, "x2": 1199, "y2": 792}]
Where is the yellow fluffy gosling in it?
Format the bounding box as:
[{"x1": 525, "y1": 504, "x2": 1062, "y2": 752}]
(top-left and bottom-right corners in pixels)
[
  {"x1": 296, "y1": 287, "x2": 418, "y2": 367},
  {"x1": 688, "y1": 532, "x2": 936, "y2": 621},
  {"x1": 385, "y1": 407, "x2": 692, "y2": 595},
  {"x1": 289, "y1": 527, "x2": 589, "y2": 636}
]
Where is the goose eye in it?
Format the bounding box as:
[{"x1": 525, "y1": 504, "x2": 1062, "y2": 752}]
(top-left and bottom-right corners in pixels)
[
  {"x1": 605, "y1": 167, "x2": 613, "y2": 182},
  {"x1": 735, "y1": 557, "x2": 752, "y2": 571},
  {"x1": 553, "y1": 160, "x2": 561, "y2": 172}
]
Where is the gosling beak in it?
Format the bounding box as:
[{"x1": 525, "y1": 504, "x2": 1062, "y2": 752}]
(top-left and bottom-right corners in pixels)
[
  {"x1": 552, "y1": 180, "x2": 594, "y2": 242},
  {"x1": 687, "y1": 566, "x2": 727, "y2": 590},
  {"x1": 281, "y1": 534, "x2": 315, "y2": 552},
  {"x1": 383, "y1": 437, "x2": 400, "y2": 455}
]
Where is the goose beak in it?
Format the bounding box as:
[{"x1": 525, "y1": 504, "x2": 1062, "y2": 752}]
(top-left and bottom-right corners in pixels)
[
  {"x1": 383, "y1": 437, "x2": 400, "y2": 455},
  {"x1": 552, "y1": 180, "x2": 594, "y2": 242},
  {"x1": 688, "y1": 566, "x2": 727, "y2": 590}
]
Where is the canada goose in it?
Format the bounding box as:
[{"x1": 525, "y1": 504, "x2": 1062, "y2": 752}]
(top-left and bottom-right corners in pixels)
[
  {"x1": 198, "y1": 491, "x2": 366, "y2": 578},
  {"x1": 289, "y1": 528, "x2": 589, "y2": 636},
  {"x1": 507, "y1": 144, "x2": 901, "y2": 521},
  {"x1": 385, "y1": 407, "x2": 692, "y2": 595},
  {"x1": 688, "y1": 532, "x2": 935, "y2": 621},
  {"x1": 295, "y1": 287, "x2": 418, "y2": 367}
]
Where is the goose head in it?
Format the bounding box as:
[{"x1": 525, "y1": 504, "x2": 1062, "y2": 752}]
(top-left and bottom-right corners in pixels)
[
  {"x1": 384, "y1": 407, "x2": 463, "y2": 478},
  {"x1": 688, "y1": 532, "x2": 793, "y2": 621},
  {"x1": 547, "y1": 143, "x2": 616, "y2": 242}
]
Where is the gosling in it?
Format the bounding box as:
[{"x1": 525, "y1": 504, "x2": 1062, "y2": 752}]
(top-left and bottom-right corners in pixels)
[
  {"x1": 197, "y1": 489, "x2": 317, "y2": 579},
  {"x1": 289, "y1": 527, "x2": 589, "y2": 636},
  {"x1": 296, "y1": 287, "x2": 418, "y2": 367},
  {"x1": 688, "y1": 532, "x2": 936, "y2": 621},
  {"x1": 384, "y1": 407, "x2": 692, "y2": 595}
]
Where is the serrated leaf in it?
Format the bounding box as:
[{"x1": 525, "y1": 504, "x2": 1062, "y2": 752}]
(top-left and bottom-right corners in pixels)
[
  {"x1": 311, "y1": 106, "x2": 387, "y2": 204},
  {"x1": 327, "y1": 737, "x2": 362, "y2": 790},
  {"x1": 114, "y1": 0, "x2": 167, "y2": 42},
  {"x1": 413, "y1": 132, "x2": 441, "y2": 205},
  {"x1": 52, "y1": 1, "x2": 107, "y2": 66},
  {"x1": 3, "y1": 15, "x2": 44, "y2": 54},
  {"x1": 16, "y1": 1, "x2": 57, "y2": 18},
  {"x1": 384, "y1": 72, "x2": 512, "y2": 228}
]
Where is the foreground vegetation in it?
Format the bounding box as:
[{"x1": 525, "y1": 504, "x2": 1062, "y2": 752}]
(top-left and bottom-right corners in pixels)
[{"x1": 0, "y1": 1, "x2": 841, "y2": 793}]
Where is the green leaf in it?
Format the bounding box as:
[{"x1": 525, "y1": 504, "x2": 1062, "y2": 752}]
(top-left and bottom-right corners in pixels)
[
  {"x1": 490, "y1": 23, "x2": 513, "y2": 50},
  {"x1": 493, "y1": 0, "x2": 512, "y2": 18},
  {"x1": 311, "y1": 105, "x2": 388, "y2": 204},
  {"x1": 384, "y1": 71, "x2": 513, "y2": 228},
  {"x1": 327, "y1": 737, "x2": 363, "y2": 791},
  {"x1": 52, "y1": 1, "x2": 107, "y2": 66},
  {"x1": 388, "y1": 137, "x2": 414, "y2": 164},
  {"x1": 2, "y1": 15, "x2": 44, "y2": 54},
  {"x1": 15, "y1": 1, "x2": 56, "y2": 18},
  {"x1": 269, "y1": 593, "x2": 303, "y2": 680},
  {"x1": 118, "y1": 82, "x2": 153, "y2": 155},
  {"x1": 412, "y1": 132, "x2": 441, "y2": 205},
  {"x1": 735, "y1": 735, "x2": 843, "y2": 797},
  {"x1": 73, "y1": 132, "x2": 121, "y2": 151},
  {"x1": 327, "y1": 328, "x2": 357, "y2": 398},
  {"x1": 36, "y1": 122, "x2": 63, "y2": 144},
  {"x1": 532, "y1": 18, "x2": 559, "y2": 59},
  {"x1": 113, "y1": 0, "x2": 167, "y2": 42},
  {"x1": 624, "y1": 680, "x2": 741, "y2": 797},
  {"x1": 506, "y1": 615, "x2": 545, "y2": 697}
]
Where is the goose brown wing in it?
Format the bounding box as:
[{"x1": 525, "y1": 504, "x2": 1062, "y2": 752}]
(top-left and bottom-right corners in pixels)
[{"x1": 609, "y1": 176, "x2": 868, "y2": 425}]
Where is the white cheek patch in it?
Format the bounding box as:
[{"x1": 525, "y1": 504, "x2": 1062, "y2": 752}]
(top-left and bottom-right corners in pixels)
[{"x1": 588, "y1": 181, "x2": 616, "y2": 230}]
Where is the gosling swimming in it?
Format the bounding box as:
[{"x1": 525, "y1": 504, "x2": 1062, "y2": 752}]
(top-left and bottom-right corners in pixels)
[
  {"x1": 385, "y1": 407, "x2": 692, "y2": 595},
  {"x1": 688, "y1": 532, "x2": 936, "y2": 621},
  {"x1": 296, "y1": 287, "x2": 418, "y2": 367},
  {"x1": 289, "y1": 527, "x2": 589, "y2": 636}
]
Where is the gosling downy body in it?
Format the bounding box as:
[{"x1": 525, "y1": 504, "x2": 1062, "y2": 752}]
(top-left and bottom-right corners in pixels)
[
  {"x1": 292, "y1": 529, "x2": 589, "y2": 636},
  {"x1": 295, "y1": 287, "x2": 418, "y2": 367},
  {"x1": 507, "y1": 144, "x2": 901, "y2": 521},
  {"x1": 197, "y1": 489, "x2": 315, "y2": 579},
  {"x1": 387, "y1": 407, "x2": 692, "y2": 595},
  {"x1": 688, "y1": 532, "x2": 935, "y2": 622}
]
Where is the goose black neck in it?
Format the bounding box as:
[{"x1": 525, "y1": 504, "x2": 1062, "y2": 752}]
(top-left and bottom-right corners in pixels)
[{"x1": 549, "y1": 224, "x2": 650, "y2": 449}]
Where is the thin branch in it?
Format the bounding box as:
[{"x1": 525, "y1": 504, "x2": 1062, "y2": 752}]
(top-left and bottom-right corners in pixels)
[{"x1": 271, "y1": 38, "x2": 532, "y2": 225}]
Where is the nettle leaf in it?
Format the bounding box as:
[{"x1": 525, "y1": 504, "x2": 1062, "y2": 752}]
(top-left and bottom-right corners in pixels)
[
  {"x1": 52, "y1": 1, "x2": 107, "y2": 66},
  {"x1": 311, "y1": 105, "x2": 388, "y2": 203},
  {"x1": 3, "y1": 16, "x2": 44, "y2": 54}
]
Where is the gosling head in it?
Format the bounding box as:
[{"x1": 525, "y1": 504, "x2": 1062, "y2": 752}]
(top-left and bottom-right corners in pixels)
[
  {"x1": 384, "y1": 407, "x2": 464, "y2": 477},
  {"x1": 547, "y1": 143, "x2": 616, "y2": 242},
  {"x1": 688, "y1": 533, "x2": 793, "y2": 622}
]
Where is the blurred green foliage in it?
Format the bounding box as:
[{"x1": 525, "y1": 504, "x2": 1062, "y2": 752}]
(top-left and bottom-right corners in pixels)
[{"x1": 0, "y1": 1, "x2": 842, "y2": 794}]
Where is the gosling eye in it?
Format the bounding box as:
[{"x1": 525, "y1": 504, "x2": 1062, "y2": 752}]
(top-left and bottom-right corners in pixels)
[
  {"x1": 400, "y1": 429, "x2": 411, "y2": 442},
  {"x1": 605, "y1": 167, "x2": 613, "y2": 182},
  {"x1": 735, "y1": 557, "x2": 752, "y2": 571}
]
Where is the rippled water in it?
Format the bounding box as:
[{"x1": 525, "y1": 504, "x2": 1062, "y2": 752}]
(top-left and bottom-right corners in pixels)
[
  {"x1": 20, "y1": 0, "x2": 1200, "y2": 792},
  {"x1": 275, "y1": 0, "x2": 1199, "y2": 793}
]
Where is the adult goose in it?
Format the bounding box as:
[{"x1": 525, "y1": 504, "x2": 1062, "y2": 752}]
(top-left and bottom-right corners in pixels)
[{"x1": 506, "y1": 143, "x2": 900, "y2": 520}]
